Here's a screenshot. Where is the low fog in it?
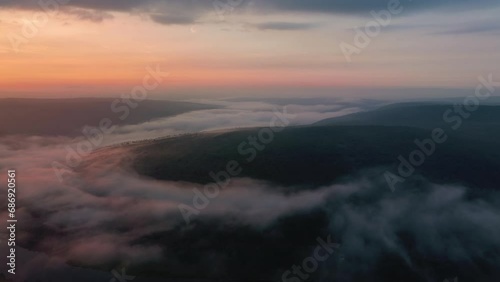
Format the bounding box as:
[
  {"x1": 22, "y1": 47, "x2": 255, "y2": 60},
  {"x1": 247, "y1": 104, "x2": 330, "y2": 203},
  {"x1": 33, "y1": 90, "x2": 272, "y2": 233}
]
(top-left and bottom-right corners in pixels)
[{"x1": 0, "y1": 98, "x2": 499, "y2": 281}]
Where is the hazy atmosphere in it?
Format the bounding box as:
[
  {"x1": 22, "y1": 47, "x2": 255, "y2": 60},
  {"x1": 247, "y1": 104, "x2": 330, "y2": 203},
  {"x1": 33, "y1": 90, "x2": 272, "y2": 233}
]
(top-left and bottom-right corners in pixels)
[
  {"x1": 1, "y1": 0, "x2": 500, "y2": 98},
  {"x1": 0, "y1": 1, "x2": 499, "y2": 282}
]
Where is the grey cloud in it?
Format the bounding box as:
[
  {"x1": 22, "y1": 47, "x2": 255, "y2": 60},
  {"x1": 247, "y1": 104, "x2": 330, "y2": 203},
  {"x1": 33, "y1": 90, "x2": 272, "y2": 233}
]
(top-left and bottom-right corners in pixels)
[
  {"x1": 433, "y1": 20, "x2": 500, "y2": 35},
  {"x1": 64, "y1": 8, "x2": 114, "y2": 22},
  {"x1": 2, "y1": 0, "x2": 208, "y2": 25},
  {"x1": 150, "y1": 13, "x2": 198, "y2": 25},
  {"x1": 1, "y1": 0, "x2": 150, "y2": 12},
  {"x1": 376, "y1": 23, "x2": 441, "y2": 33},
  {"x1": 2, "y1": 0, "x2": 500, "y2": 26},
  {"x1": 254, "y1": 21, "x2": 319, "y2": 31},
  {"x1": 258, "y1": 0, "x2": 500, "y2": 14}
]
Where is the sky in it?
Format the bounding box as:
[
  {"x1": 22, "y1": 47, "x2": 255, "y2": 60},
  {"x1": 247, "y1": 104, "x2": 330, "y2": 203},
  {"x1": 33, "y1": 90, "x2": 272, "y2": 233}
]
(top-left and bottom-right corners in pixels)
[{"x1": 0, "y1": 0, "x2": 499, "y2": 99}]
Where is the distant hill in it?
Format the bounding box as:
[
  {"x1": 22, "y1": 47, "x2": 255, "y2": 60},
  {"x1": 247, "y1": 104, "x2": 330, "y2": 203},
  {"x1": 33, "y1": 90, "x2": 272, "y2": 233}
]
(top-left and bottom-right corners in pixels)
[
  {"x1": 314, "y1": 103, "x2": 500, "y2": 143},
  {"x1": 314, "y1": 103, "x2": 500, "y2": 128},
  {"x1": 0, "y1": 98, "x2": 218, "y2": 136}
]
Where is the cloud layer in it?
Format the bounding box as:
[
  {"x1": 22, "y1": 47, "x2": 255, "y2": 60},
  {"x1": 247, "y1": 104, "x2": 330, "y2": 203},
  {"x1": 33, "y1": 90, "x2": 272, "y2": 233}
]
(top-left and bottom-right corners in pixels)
[
  {"x1": 1, "y1": 98, "x2": 499, "y2": 281},
  {"x1": 1, "y1": 131, "x2": 500, "y2": 281},
  {"x1": 3, "y1": 0, "x2": 500, "y2": 25},
  {"x1": 86, "y1": 98, "x2": 372, "y2": 146}
]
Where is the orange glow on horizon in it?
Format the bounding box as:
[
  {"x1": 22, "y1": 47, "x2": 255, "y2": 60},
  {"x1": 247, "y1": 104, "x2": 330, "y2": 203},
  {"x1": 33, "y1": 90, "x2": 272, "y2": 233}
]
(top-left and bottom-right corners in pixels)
[{"x1": 1, "y1": 8, "x2": 497, "y2": 97}]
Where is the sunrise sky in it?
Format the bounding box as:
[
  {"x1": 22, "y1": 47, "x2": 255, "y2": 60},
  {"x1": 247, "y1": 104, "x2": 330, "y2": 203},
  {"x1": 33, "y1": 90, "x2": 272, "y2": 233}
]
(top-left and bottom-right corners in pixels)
[{"x1": 1, "y1": 0, "x2": 499, "y2": 98}]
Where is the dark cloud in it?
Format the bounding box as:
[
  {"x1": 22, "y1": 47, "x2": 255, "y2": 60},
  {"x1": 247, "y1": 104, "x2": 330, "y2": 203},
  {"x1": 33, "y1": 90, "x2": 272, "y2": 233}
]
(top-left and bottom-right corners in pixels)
[
  {"x1": 1, "y1": 0, "x2": 149, "y2": 12},
  {"x1": 1, "y1": 0, "x2": 500, "y2": 26},
  {"x1": 259, "y1": 0, "x2": 500, "y2": 14},
  {"x1": 150, "y1": 13, "x2": 198, "y2": 25},
  {"x1": 375, "y1": 23, "x2": 441, "y2": 33},
  {"x1": 1, "y1": 0, "x2": 208, "y2": 25},
  {"x1": 254, "y1": 21, "x2": 319, "y2": 31},
  {"x1": 64, "y1": 8, "x2": 114, "y2": 22}
]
